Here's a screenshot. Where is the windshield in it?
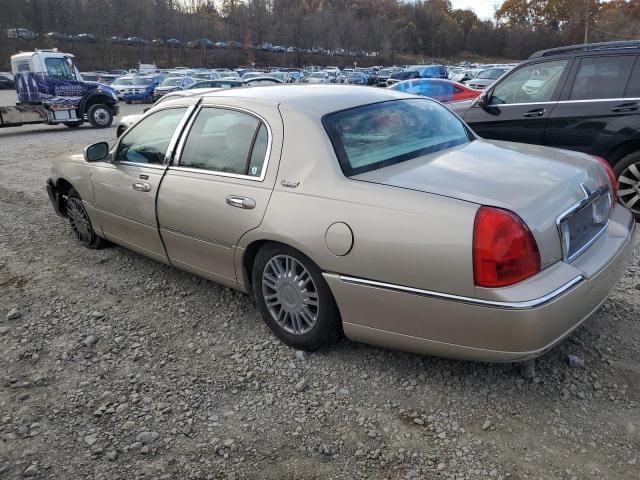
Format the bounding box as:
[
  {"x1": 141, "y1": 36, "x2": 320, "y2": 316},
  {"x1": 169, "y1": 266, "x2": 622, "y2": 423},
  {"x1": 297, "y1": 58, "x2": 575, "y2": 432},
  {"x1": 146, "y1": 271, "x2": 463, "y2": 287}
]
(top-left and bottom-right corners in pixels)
[
  {"x1": 113, "y1": 77, "x2": 133, "y2": 86},
  {"x1": 242, "y1": 72, "x2": 260, "y2": 79},
  {"x1": 477, "y1": 69, "x2": 507, "y2": 80},
  {"x1": 323, "y1": 99, "x2": 470, "y2": 176},
  {"x1": 161, "y1": 77, "x2": 182, "y2": 86},
  {"x1": 310, "y1": 73, "x2": 326, "y2": 79}
]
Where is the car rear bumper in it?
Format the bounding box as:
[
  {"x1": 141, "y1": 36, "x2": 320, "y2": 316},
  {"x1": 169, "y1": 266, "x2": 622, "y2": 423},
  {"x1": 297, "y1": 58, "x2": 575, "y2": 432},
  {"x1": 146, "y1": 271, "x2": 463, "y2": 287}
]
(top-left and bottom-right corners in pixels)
[{"x1": 324, "y1": 206, "x2": 635, "y2": 362}]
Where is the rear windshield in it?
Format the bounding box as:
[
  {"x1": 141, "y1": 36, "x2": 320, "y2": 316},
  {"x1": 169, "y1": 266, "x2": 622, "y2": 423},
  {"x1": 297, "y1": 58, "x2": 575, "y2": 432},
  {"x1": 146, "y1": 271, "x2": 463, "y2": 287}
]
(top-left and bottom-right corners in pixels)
[{"x1": 323, "y1": 99, "x2": 470, "y2": 176}]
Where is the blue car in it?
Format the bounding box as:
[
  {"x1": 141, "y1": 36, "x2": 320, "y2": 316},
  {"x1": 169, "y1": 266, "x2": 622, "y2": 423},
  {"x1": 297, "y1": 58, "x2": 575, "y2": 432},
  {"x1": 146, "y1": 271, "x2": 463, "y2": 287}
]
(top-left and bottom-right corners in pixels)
[{"x1": 120, "y1": 75, "x2": 162, "y2": 104}]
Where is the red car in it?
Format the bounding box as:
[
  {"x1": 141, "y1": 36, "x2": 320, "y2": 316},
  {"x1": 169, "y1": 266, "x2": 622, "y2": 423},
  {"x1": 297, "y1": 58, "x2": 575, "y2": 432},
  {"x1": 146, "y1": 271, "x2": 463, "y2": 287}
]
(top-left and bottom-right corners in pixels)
[{"x1": 388, "y1": 78, "x2": 480, "y2": 103}]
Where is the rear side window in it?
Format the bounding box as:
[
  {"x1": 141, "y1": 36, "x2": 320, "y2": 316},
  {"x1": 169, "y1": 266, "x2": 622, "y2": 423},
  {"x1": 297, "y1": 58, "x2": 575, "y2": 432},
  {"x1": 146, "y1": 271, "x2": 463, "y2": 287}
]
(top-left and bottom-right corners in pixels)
[
  {"x1": 323, "y1": 99, "x2": 470, "y2": 176},
  {"x1": 179, "y1": 108, "x2": 269, "y2": 178},
  {"x1": 570, "y1": 56, "x2": 635, "y2": 100}
]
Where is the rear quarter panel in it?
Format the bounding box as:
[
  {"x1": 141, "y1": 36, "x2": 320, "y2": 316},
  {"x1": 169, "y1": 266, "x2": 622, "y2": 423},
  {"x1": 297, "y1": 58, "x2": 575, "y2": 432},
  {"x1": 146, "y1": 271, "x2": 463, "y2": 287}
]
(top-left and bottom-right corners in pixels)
[{"x1": 237, "y1": 105, "x2": 479, "y2": 297}]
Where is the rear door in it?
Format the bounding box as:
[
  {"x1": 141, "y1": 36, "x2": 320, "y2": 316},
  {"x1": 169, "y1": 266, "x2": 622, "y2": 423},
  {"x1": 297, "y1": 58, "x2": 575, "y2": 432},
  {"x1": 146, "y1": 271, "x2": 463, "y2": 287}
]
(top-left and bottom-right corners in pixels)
[
  {"x1": 543, "y1": 54, "x2": 640, "y2": 155},
  {"x1": 156, "y1": 101, "x2": 283, "y2": 287},
  {"x1": 463, "y1": 59, "x2": 571, "y2": 144}
]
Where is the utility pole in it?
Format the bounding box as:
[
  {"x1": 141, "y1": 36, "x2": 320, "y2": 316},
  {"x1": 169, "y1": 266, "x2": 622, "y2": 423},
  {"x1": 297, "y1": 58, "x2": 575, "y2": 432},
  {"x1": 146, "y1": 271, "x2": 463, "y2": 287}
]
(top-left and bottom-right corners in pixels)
[{"x1": 584, "y1": 0, "x2": 589, "y2": 44}]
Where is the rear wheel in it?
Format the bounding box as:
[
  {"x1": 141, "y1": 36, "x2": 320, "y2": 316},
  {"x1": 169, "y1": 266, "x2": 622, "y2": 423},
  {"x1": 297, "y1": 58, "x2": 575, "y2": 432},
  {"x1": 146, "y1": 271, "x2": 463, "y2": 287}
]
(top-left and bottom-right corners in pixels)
[
  {"x1": 87, "y1": 104, "x2": 113, "y2": 128},
  {"x1": 66, "y1": 188, "x2": 106, "y2": 249},
  {"x1": 252, "y1": 244, "x2": 341, "y2": 351},
  {"x1": 614, "y1": 151, "x2": 640, "y2": 218}
]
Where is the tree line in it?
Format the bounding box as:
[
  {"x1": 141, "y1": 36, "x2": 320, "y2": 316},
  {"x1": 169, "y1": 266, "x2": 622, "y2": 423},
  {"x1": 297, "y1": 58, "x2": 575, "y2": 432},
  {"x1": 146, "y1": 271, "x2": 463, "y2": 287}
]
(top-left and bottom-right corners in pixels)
[{"x1": 3, "y1": 0, "x2": 640, "y2": 61}]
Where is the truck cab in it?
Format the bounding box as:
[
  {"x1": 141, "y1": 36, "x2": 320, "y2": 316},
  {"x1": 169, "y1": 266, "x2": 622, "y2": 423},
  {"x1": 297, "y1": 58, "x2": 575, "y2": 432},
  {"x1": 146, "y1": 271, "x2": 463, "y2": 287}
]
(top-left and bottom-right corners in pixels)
[{"x1": 1, "y1": 49, "x2": 118, "y2": 129}]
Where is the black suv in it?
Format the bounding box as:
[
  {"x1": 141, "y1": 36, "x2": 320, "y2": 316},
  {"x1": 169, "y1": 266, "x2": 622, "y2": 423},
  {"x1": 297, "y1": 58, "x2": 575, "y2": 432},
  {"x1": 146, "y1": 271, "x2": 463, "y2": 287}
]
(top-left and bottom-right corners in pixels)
[{"x1": 461, "y1": 41, "x2": 640, "y2": 217}]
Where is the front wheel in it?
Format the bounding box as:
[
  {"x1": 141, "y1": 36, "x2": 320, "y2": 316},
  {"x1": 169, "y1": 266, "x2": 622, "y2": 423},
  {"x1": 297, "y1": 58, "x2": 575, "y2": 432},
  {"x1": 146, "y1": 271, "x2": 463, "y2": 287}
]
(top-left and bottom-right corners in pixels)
[
  {"x1": 66, "y1": 188, "x2": 107, "y2": 249},
  {"x1": 252, "y1": 244, "x2": 341, "y2": 351},
  {"x1": 87, "y1": 104, "x2": 113, "y2": 128},
  {"x1": 614, "y1": 151, "x2": 640, "y2": 218}
]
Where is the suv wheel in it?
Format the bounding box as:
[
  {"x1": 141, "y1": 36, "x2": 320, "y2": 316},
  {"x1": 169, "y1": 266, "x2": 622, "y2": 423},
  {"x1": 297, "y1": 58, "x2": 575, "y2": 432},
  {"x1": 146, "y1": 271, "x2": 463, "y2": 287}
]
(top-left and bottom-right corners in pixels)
[{"x1": 614, "y1": 151, "x2": 640, "y2": 217}]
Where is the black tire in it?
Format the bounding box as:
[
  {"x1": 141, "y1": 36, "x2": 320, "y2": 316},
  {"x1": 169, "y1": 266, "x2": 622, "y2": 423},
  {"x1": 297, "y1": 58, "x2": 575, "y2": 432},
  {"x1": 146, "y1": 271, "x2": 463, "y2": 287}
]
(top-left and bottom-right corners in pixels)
[
  {"x1": 144, "y1": 94, "x2": 153, "y2": 104},
  {"x1": 125, "y1": 100, "x2": 131, "y2": 104},
  {"x1": 613, "y1": 151, "x2": 640, "y2": 218},
  {"x1": 87, "y1": 104, "x2": 113, "y2": 129},
  {"x1": 66, "y1": 188, "x2": 107, "y2": 249},
  {"x1": 63, "y1": 121, "x2": 82, "y2": 128},
  {"x1": 252, "y1": 243, "x2": 341, "y2": 350}
]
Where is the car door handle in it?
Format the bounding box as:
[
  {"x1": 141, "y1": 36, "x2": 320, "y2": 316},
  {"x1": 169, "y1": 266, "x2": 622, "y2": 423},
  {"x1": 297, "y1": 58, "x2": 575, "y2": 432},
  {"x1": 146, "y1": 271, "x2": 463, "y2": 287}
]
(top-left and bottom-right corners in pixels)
[
  {"x1": 523, "y1": 108, "x2": 546, "y2": 117},
  {"x1": 132, "y1": 182, "x2": 151, "y2": 192},
  {"x1": 611, "y1": 103, "x2": 639, "y2": 112},
  {"x1": 226, "y1": 195, "x2": 256, "y2": 209}
]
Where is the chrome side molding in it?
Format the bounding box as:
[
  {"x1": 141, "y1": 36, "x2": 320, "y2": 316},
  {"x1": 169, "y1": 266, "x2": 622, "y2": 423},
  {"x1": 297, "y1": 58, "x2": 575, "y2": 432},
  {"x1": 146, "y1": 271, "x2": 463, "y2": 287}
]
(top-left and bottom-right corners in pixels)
[{"x1": 337, "y1": 275, "x2": 584, "y2": 310}]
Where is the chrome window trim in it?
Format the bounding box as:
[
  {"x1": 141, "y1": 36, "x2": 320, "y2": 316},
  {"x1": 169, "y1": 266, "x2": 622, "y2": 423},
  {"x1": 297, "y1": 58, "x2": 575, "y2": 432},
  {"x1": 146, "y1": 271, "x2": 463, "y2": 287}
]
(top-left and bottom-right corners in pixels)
[
  {"x1": 557, "y1": 97, "x2": 640, "y2": 104},
  {"x1": 487, "y1": 101, "x2": 557, "y2": 107},
  {"x1": 172, "y1": 104, "x2": 273, "y2": 182},
  {"x1": 337, "y1": 275, "x2": 583, "y2": 310},
  {"x1": 555, "y1": 184, "x2": 611, "y2": 263},
  {"x1": 489, "y1": 97, "x2": 640, "y2": 107}
]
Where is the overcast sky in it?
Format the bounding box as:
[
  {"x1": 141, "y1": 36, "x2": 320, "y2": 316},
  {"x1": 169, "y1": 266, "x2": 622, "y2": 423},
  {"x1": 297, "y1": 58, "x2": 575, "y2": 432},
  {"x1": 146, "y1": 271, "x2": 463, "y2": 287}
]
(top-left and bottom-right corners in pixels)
[{"x1": 450, "y1": 0, "x2": 504, "y2": 20}]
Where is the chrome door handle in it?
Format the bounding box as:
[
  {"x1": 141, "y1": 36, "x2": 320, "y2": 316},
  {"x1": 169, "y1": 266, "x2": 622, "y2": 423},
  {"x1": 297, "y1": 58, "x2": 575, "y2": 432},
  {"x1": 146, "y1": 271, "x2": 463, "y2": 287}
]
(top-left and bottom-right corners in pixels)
[
  {"x1": 226, "y1": 195, "x2": 256, "y2": 209},
  {"x1": 132, "y1": 182, "x2": 151, "y2": 192},
  {"x1": 523, "y1": 108, "x2": 546, "y2": 117},
  {"x1": 611, "y1": 103, "x2": 639, "y2": 113}
]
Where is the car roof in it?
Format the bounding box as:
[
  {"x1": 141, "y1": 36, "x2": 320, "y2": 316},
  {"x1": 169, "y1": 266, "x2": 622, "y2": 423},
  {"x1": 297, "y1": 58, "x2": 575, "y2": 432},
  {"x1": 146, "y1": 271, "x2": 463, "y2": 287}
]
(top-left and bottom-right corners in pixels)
[
  {"x1": 529, "y1": 40, "x2": 640, "y2": 59},
  {"x1": 198, "y1": 85, "x2": 413, "y2": 116}
]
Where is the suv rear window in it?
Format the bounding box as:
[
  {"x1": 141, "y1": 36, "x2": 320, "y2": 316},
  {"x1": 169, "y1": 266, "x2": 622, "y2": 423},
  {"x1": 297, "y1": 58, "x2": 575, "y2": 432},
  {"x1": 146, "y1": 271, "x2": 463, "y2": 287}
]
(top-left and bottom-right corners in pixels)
[
  {"x1": 323, "y1": 99, "x2": 470, "y2": 176},
  {"x1": 570, "y1": 56, "x2": 635, "y2": 100}
]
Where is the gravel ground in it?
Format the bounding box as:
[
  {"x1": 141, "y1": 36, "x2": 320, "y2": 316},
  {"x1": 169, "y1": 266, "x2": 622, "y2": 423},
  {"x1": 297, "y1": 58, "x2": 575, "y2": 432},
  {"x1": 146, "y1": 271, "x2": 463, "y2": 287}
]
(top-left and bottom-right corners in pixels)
[{"x1": 0, "y1": 89, "x2": 639, "y2": 480}]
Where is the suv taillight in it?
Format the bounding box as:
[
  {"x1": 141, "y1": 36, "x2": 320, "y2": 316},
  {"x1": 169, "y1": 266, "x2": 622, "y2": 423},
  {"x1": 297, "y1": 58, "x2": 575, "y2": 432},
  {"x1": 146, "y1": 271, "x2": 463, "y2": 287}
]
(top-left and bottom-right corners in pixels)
[
  {"x1": 473, "y1": 207, "x2": 541, "y2": 288},
  {"x1": 591, "y1": 155, "x2": 618, "y2": 202}
]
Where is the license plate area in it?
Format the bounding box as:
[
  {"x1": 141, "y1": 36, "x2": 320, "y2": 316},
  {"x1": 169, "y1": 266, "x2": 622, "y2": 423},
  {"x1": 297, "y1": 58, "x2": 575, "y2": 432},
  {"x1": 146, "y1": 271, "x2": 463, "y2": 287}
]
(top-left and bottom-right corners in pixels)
[{"x1": 558, "y1": 186, "x2": 611, "y2": 263}]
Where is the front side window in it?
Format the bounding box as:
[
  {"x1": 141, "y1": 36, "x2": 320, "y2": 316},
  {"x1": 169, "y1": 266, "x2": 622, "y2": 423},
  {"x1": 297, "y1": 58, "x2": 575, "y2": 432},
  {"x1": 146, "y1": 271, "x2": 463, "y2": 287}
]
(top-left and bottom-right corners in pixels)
[
  {"x1": 179, "y1": 108, "x2": 269, "y2": 178},
  {"x1": 324, "y1": 99, "x2": 470, "y2": 176},
  {"x1": 570, "y1": 56, "x2": 635, "y2": 100},
  {"x1": 115, "y1": 108, "x2": 187, "y2": 164},
  {"x1": 490, "y1": 60, "x2": 568, "y2": 105},
  {"x1": 45, "y1": 58, "x2": 76, "y2": 81}
]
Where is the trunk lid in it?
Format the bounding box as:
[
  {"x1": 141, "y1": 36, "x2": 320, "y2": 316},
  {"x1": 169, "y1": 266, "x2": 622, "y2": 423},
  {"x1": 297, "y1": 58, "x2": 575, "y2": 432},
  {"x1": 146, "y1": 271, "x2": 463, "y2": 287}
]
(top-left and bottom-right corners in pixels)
[{"x1": 352, "y1": 139, "x2": 610, "y2": 269}]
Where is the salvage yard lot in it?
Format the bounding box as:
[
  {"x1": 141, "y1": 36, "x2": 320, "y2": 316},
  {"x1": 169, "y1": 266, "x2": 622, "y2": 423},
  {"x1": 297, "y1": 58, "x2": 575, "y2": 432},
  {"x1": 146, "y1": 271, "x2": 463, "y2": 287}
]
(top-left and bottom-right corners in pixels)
[{"x1": 0, "y1": 89, "x2": 639, "y2": 480}]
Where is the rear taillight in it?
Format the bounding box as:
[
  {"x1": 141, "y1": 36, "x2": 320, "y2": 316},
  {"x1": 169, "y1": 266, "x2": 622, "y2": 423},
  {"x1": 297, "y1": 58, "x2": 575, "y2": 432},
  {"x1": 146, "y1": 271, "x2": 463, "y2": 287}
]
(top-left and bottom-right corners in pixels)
[
  {"x1": 591, "y1": 155, "x2": 617, "y2": 202},
  {"x1": 473, "y1": 207, "x2": 541, "y2": 288}
]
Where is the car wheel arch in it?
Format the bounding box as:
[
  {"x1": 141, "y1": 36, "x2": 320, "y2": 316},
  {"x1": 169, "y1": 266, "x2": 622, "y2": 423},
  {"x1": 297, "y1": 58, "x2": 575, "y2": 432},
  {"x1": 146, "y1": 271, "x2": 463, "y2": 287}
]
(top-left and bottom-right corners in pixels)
[
  {"x1": 605, "y1": 139, "x2": 640, "y2": 168},
  {"x1": 54, "y1": 178, "x2": 76, "y2": 216},
  {"x1": 240, "y1": 239, "x2": 326, "y2": 297}
]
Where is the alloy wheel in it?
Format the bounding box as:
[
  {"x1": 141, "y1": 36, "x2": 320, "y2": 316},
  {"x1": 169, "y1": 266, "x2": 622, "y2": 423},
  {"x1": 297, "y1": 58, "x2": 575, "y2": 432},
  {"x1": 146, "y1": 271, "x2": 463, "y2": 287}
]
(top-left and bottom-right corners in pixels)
[
  {"x1": 261, "y1": 255, "x2": 319, "y2": 335},
  {"x1": 67, "y1": 197, "x2": 93, "y2": 245},
  {"x1": 618, "y1": 162, "x2": 640, "y2": 213}
]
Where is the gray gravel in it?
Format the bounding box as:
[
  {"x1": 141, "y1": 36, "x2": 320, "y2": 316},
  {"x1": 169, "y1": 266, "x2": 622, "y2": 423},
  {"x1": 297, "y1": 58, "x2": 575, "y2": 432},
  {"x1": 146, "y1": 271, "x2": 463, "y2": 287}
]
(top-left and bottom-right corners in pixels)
[{"x1": 0, "y1": 89, "x2": 639, "y2": 479}]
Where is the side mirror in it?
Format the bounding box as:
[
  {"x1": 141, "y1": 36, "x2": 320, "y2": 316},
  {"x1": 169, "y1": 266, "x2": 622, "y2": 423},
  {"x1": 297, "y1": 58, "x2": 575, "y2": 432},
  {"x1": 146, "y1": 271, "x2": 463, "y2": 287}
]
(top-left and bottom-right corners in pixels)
[{"x1": 84, "y1": 142, "x2": 109, "y2": 162}]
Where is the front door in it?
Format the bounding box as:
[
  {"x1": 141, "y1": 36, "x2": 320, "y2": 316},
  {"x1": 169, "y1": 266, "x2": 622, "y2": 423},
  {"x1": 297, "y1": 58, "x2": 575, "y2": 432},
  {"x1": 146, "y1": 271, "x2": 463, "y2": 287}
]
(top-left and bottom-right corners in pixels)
[
  {"x1": 157, "y1": 103, "x2": 282, "y2": 287},
  {"x1": 464, "y1": 59, "x2": 571, "y2": 145},
  {"x1": 90, "y1": 106, "x2": 192, "y2": 262}
]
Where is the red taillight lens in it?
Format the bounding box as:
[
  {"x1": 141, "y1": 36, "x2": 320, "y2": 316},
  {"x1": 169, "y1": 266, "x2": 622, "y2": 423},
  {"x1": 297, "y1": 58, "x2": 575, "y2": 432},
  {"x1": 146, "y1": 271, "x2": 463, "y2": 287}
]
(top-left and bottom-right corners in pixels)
[
  {"x1": 591, "y1": 155, "x2": 617, "y2": 202},
  {"x1": 473, "y1": 207, "x2": 541, "y2": 288}
]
